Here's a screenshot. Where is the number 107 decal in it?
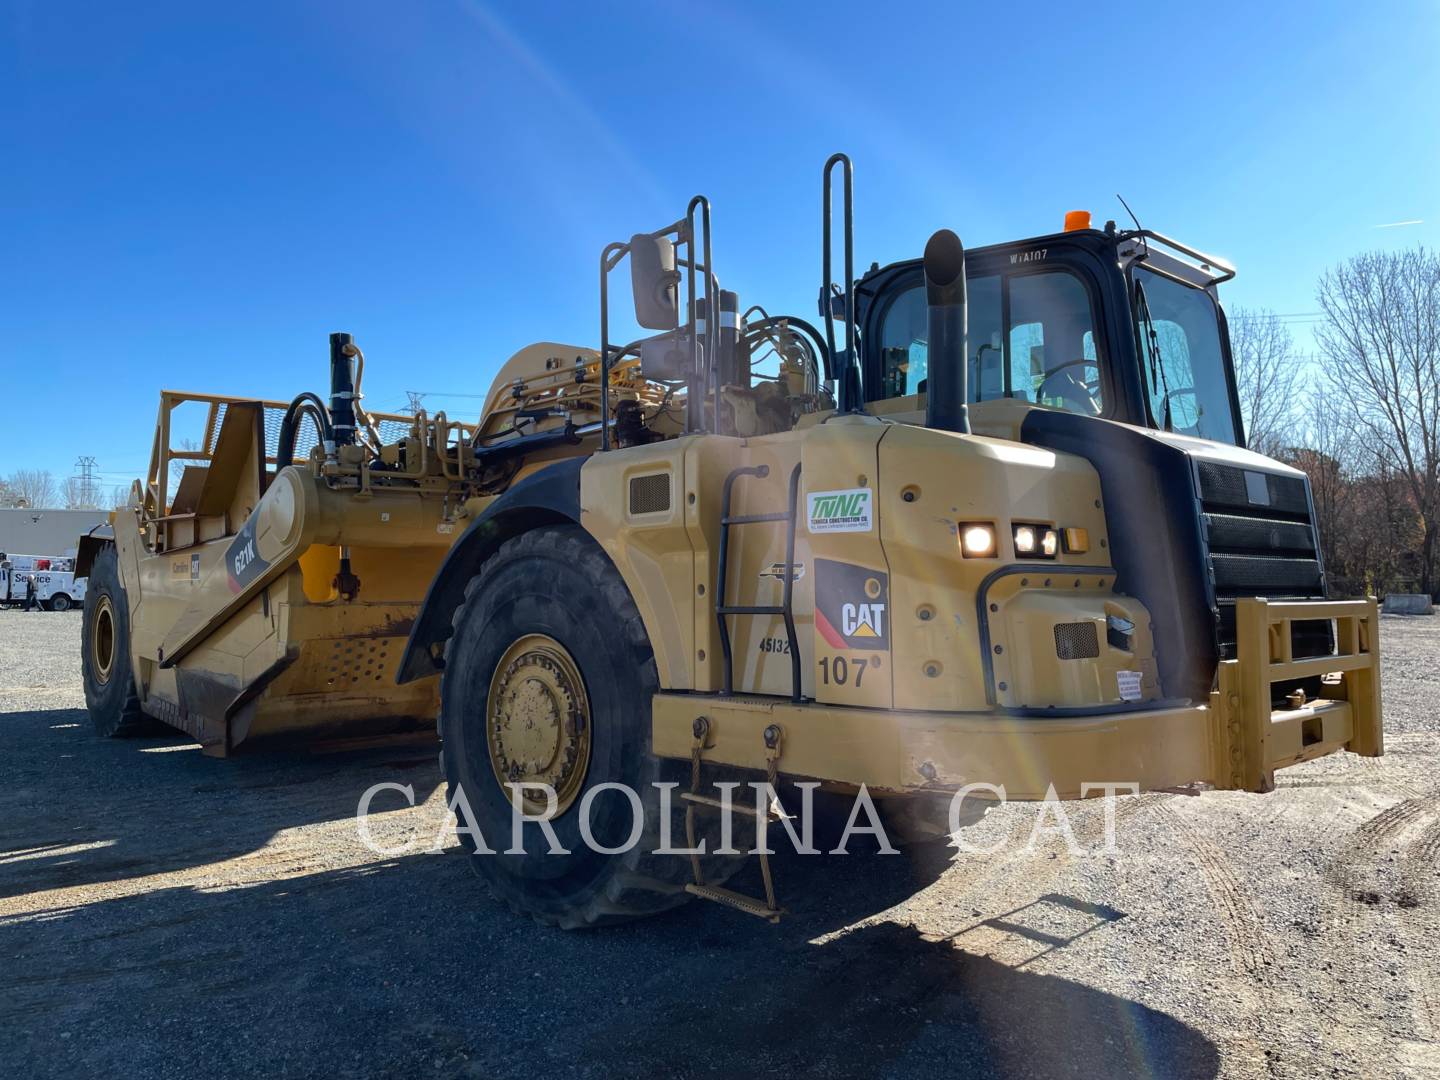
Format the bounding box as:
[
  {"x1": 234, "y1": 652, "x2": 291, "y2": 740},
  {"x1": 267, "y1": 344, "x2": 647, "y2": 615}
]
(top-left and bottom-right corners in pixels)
[{"x1": 819, "y1": 655, "x2": 871, "y2": 687}]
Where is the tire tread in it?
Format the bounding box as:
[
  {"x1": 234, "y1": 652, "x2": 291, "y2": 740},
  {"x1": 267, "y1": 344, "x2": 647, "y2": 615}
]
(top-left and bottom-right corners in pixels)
[
  {"x1": 439, "y1": 525, "x2": 748, "y2": 928},
  {"x1": 82, "y1": 545, "x2": 147, "y2": 738}
]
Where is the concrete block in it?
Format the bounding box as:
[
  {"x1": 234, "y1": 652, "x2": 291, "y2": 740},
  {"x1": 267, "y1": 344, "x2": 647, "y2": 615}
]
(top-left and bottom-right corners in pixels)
[{"x1": 1382, "y1": 593, "x2": 1434, "y2": 615}]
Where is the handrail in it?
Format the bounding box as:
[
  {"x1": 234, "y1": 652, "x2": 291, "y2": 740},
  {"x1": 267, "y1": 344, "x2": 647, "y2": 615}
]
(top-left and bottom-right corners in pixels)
[
  {"x1": 1120, "y1": 228, "x2": 1236, "y2": 285},
  {"x1": 146, "y1": 389, "x2": 418, "y2": 518}
]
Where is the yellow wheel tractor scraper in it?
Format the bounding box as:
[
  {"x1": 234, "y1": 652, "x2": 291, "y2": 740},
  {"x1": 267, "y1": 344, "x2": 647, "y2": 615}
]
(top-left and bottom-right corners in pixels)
[{"x1": 78, "y1": 154, "x2": 1382, "y2": 927}]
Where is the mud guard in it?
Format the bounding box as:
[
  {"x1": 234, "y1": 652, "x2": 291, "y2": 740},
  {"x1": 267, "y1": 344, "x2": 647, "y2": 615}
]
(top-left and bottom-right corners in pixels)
[
  {"x1": 395, "y1": 457, "x2": 586, "y2": 684},
  {"x1": 73, "y1": 524, "x2": 116, "y2": 579}
]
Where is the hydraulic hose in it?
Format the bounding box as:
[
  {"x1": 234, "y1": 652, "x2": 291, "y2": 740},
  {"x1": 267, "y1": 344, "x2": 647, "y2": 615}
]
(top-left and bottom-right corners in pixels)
[{"x1": 276, "y1": 392, "x2": 335, "y2": 471}]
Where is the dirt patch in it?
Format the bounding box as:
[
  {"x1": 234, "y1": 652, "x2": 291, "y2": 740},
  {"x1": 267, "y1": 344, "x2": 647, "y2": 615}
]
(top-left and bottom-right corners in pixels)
[{"x1": 1, "y1": 610, "x2": 1437, "y2": 1078}]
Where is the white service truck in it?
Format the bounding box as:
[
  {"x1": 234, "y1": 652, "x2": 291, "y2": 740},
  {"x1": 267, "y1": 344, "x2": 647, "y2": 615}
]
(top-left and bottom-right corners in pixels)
[{"x1": 0, "y1": 555, "x2": 86, "y2": 611}]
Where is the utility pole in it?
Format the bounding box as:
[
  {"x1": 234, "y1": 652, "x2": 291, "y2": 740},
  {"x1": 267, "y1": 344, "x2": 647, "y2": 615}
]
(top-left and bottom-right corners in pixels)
[
  {"x1": 405, "y1": 391, "x2": 426, "y2": 417},
  {"x1": 74, "y1": 456, "x2": 99, "y2": 509}
]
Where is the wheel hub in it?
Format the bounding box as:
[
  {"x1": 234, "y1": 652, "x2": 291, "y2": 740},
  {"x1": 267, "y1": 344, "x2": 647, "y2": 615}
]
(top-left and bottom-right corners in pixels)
[
  {"x1": 486, "y1": 634, "x2": 591, "y2": 815},
  {"x1": 92, "y1": 596, "x2": 116, "y2": 684}
]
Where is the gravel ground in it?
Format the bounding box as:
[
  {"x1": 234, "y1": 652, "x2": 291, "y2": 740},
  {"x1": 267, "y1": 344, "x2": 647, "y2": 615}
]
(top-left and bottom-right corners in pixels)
[{"x1": 0, "y1": 610, "x2": 1436, "y2": 1079}]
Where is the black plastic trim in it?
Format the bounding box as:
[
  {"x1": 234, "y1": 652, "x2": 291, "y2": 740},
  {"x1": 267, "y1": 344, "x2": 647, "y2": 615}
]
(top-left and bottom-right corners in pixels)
[
  {"x1": 1021, "y1": 410, "x2": 1219, "y2": 701},
  {"x1": 993, "y1": 697, "x2": 1191, "y2": 719}
]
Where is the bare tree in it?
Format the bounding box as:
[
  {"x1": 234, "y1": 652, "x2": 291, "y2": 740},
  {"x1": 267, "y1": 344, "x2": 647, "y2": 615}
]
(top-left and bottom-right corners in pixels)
[
  {"x1": 170, "y1": 438, "x2": 202, "y2": 484},
  {"x1": 1286, "y1": 386, "x2": 1358, "y2": 587},
  {"x1": 62, "y1": 476, "x2": 102, "y2": 510},
  {"x1": 110, "y1": 483, "x2": 134, "y2": 509},
  {"x1": 3, "y1": 469, "x2": 58, "y2": 508},
  {"x1": 1316, "y1": 247, "x2": 1440, "y2": 594},
  {"x1": 1229, "y1": 307, "x2": 1302, "y2": 457}
]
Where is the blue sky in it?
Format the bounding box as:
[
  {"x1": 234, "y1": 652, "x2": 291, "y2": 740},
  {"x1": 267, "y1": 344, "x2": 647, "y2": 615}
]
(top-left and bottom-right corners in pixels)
[{"x1": 3, "y1": 1, "x2": 1437, "y2": 493}]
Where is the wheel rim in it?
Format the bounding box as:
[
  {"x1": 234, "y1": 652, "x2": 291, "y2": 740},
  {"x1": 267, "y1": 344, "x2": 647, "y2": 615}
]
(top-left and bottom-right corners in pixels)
[
  {"x1": 92, "y1": 596, "x2": 116, "y2": 684},
  {"x1": 485, "y1": 633, "x2": 592, "y2": 816}
]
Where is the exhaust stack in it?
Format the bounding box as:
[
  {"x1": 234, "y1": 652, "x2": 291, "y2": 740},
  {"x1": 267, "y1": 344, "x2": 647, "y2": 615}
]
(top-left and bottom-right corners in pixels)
[
  {"x1": 923, "y1": 229, "x2": 969, "y2": 434},
  {"x1": 329, "y1": 331, "x2": 357, "y2": 448}
]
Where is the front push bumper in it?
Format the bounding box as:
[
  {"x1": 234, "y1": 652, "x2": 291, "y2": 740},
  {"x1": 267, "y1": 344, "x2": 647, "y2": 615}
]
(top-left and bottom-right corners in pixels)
[{"x1": 652, "y1": 598, "x2": 1382, "y2": 799}]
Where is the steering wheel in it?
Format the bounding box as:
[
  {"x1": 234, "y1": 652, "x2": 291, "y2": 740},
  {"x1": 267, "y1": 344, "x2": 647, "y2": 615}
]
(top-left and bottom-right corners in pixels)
[
  {"x1": 1037, "y1": 358, "x2": 1102, "y2": 411},
  {"x1": 1160, "y1": 385, "x2": 1195, "y2": 408},
  {"x1": 1156, "y1": 385, "x2": 1198, "y2": 431}
]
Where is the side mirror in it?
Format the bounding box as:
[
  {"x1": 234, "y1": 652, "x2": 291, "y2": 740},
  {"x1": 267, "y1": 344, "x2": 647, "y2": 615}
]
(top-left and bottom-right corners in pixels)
[{"x1": 630, "y1": 234, "x2": 680, "y2": 331}]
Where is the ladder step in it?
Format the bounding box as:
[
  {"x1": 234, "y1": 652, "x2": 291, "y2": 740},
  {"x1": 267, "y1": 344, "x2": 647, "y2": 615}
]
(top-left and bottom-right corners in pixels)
[
  {"x1": 681, "y1": 791, "x2": 761, "y2": 817},
  {"x1": 685, "y1": 883, "x2": 784, "y2": 922},
  {"x1": 682, "y1": 791, "x2": 790, "y2": 821},
  {"x1": 715, "y1": 605, "x2": 786, "y2": 616}
]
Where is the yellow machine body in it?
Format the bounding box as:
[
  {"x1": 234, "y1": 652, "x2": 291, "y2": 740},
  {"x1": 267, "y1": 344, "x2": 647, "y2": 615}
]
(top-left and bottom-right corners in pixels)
[
  {"x1": 574, "y1": 408, "x2": 1381, "y2": 799},
  {"x1": 78, "y1": 194, "x2": 1382, "y2": 933},
  {"x1": 86, "y1": 366, "x2": 1382, "y2": 790},
  {"x1": 80, "y1": 391, "x2": 456, "y2": 754},
  {"x1": 76, "y1": 182, "x2": 1384, "y2": 929}
]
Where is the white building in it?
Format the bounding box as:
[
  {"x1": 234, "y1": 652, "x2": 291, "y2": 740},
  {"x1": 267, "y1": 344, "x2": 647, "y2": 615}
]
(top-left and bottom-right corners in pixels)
[{"x1": 0, "y1": 508, "x2": 110, "y2": 561}]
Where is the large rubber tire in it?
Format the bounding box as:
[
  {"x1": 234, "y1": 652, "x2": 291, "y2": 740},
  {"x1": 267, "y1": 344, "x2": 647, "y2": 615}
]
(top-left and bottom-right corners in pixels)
[
  {"x1": 48, "y1": 593, "x2": 73, "y2": 613},
  {"x1": 440, "y1": 525, "x2": 749, "y2": 928},
  {"x1": 81, "y1": 545, "x2": 147, "y2": 737}
]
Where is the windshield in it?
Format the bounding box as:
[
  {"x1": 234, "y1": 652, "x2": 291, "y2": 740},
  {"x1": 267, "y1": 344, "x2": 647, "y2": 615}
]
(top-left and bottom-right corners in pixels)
[
  {"x1": 1133, "y1": 266, "x2": 1238, "y2": 443},
  {"x1": 878, "y1": 268, "x2": 1104, "y2": 416}
]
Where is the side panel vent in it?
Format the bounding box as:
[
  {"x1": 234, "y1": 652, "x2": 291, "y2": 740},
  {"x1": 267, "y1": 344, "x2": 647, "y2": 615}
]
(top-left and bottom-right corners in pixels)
[
  {"x1": 628, "y1": 473, "x2": 671, "y2": 515},
  {"x1": 1054, "y1": 622, "x2": 1099, "y2": 660}
]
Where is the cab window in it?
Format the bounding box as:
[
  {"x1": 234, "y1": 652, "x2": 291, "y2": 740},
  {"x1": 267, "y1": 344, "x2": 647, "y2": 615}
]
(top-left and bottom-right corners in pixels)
[
  {"x1": 1133, "y1": 266, "x2": 1238, "y2": 443},
  {"x1": 877, "y1": 267, "x2": 1104, "y2": 415},
  {"x1": 878, "y1": 285, "x2": 935, "y2": 398}
]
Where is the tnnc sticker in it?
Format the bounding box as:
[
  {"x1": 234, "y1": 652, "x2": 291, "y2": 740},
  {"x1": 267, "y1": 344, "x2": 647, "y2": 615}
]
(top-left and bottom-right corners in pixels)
[{"x1": 807, "y1": 488, "x2": 873, "y2": 533}]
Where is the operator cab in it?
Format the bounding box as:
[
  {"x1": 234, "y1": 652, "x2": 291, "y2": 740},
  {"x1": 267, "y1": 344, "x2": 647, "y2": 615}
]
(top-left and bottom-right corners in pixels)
[
  {"x1": 853, "y1": 222, "x2": 1246, "y2": 447},
  {"x1": 846, "y1": 213, "x2": 1329, "y2": 694}
]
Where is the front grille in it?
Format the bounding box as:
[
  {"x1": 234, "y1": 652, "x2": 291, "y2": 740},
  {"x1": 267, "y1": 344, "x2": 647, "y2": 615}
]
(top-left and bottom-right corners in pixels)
[
  {"x1": 1197, "y1": 462, "x2": 1329, "y2": 660},
  {"x1": 1204, "y1": 513, "x2": 1315, "y2": 555},
  {"x1": 1054, "y1": 622, "x2": 1099, "y2": 660},
  {"x1": 1210, "y1": 554, "x2": 1324, "y2": 593},
  {"x1": 1196, "y1": 461, "x2": 1310, "y2": 515}
]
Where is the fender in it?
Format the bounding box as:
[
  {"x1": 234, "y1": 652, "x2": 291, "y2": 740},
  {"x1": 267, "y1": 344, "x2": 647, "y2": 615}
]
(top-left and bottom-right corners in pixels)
[
  {"x1": 396, "y1": 457, "x2": 586, "y2": 684},
  {"x1": 74, "y1": 524, "x2": 116, "y2": 579}
]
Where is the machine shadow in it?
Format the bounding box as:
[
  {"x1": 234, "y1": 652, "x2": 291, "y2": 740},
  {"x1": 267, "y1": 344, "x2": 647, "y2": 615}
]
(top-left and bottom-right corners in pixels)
[
  {"x1": 0, "y1": 849, "x2": 1219, "y2": 1080},
  {"x1": 0, "y1": 705, "x2": 442, "y2": 901},
  {"x1": 2, "y1": 703, "x2": 1217, "y2": 1077},
  {"x1": 718, "y1": 829, "x2": 960, "y2": 933},
  {"x1": 600, "y1": 918, "x2": 1221, "y2": 1078}
]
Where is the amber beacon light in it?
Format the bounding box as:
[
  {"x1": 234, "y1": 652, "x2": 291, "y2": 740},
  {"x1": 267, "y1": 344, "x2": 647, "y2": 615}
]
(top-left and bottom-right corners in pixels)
[{"x1": 1064, "y1": 209, "x2": 1092, "y2": 232}]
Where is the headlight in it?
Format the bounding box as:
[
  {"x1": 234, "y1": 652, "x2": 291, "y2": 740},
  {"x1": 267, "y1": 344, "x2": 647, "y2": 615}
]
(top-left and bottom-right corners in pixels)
[
  {"x1": 960, "y1": 523, "x2": 996, "y2": 557},
  {"x1": 1012, "y1": 523, "x2": 1059, "y2": 559}
]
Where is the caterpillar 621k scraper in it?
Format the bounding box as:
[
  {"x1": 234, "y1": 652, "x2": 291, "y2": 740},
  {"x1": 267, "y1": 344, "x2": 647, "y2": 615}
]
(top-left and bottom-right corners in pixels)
[{"x1": 79, "y1": 154, "x2": 1382, "y2": 927}]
